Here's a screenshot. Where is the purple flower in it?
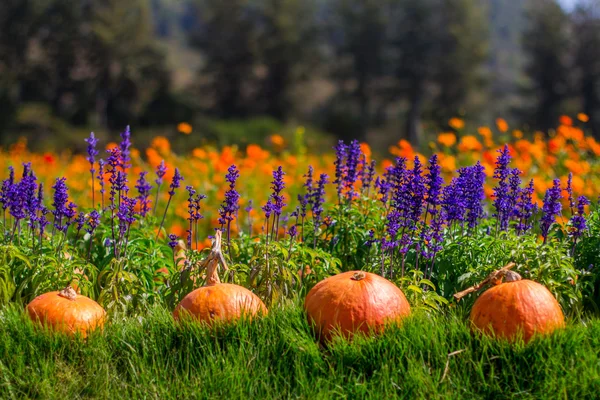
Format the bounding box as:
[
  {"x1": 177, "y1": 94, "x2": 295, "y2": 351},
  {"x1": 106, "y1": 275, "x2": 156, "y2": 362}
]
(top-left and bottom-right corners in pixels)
[
  {"x1": 218, "y1": 165, "x2": 240, "y2": 230},
  {"x1": 515, "y1": 179, "x2": 537, "y2": 234},
  {"x1": 86, "y1": 210, "x2": 100, "y2": 234},
  {"x1": 569, "y1": 196, "x2": 590, "y2": 239},
  {"x1": 155, "y1": 160, "x2": 167, "y2": 186},
  {"x1": 300, "y1": 166, "x2": 314, "y2": 218},
  {"x1": 540, "y1": 178, "x2": 563, "y2": 243},
  {"x1": 168, "y1": 168, "x2": 184, "y2": 197},
  {"x1": 344, "y1": 140, "x2": 362, "y2": 200},
  {"x1": 97, "y1": 159, "x2": 106, "y2": 208},
  {"x1": 566, "y1": 172, "x2": 574, "y2": 214},
  {"x1": 75, "y1": 211, "x2": 86, "y2": 233},
  {"x1": 312, "y1": 174, "x2": 328, "y2": 229},
  {"x1": 135, "y1": 172, "x2": 152, "y2": 217},
  {"x1": 407, "y1": 156, "x2": 426, "y2": 226},
  {"x1": 168, "y1": 234, "x2": 179, "y2": 249},
  {"x1": 458, "y1": 162, "x2": 486, "y2": 229},
  {"x1": 0, "y1": 166, "x2": 15, "y2": 213},
  {"x1": 186, "y1": 185, "x2": 197, "y2": 247},
  {"x1": 51, "y1": 177, "x2": 70, "y2": 231},
  {"x1": 287, "y1": 224, "x2": 298, "y2": 239},
  {"x1": 425, "y1": 154, "x2": 444, "y2": 214},
  {"x1": 268, "y1": 166, "x2": 286, "y2": 217},
  {"x1": 361, "y1": 159, "x2": 376, "y2": 194},
  {"x1": 85, "y1": 132, "x2": 99, "y2": 167},
  {"x1": 117, "y1": 195, "x2": 137, "y2": 242},
  {"x1": 333, "y1": 141, "x2": 347, "y2": 201},
  {"x1": 119, "y1": 126, "x2": 132, "y2": 168},
  {"x1": 375, "y1": 175, "x2": 392, "y2": 207},
  {"x1": 492, "y1": 145, "x2": 513, "y2": 230},
  {"x1": 442, "y1": 178, "x2": 466, "y2": 225}
]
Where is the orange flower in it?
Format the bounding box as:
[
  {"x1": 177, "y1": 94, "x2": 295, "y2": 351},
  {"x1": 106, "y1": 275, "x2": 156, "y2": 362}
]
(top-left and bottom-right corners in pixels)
[
  {"x1": 559, "y1": 115, "x2": 573, "y2": 126},
  {"x1": 438, "y1": 154, "x2": 456, "y2": 172},
  {"x1": 457, "y1": 135, "x2": 482, "y2": 152},
  {"x1": 177, "y1": 122, "x2": 193, "y2": 135},
  {"x1": 577, "y1": 113, "x2": 589, "y2": 122},
  {"x1": 448, "y1": 117, "x2": 465, "y2": 130},
  {"x1": 105, "y1": 142, "x2": 118, "y2": 151},
  {"x1": 151, "y1": 136, "x2": 171, "y2": 155},
  {"x1": 270, "y1": 134, "x2": 285, "y2": 147},
  {"x1": 512, "y1": 130, "x2": 523, "y2": 139},
  {"x1": 437, "y1": 132, "x2": 457, "y2": 147},
  {"x1": 360, "y1": 142, "x2": 372, "y2": 159},
  {"x1": 495, "y1": 118, "x2": 509, "y2": 132}
]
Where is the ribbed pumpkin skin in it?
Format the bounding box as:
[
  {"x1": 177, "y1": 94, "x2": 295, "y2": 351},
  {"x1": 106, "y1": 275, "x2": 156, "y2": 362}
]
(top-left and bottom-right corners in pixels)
[
  {"x1": 304, "y1": 271, "x2": 411, "y2": 340},
  {"x1": 470, "y1": 279, "x2": 565, "y2": 342},
  {"x1": 27, "y1": 291, "x2": 106, "y2": 337},
  {"x1": 173, "y1": 283, "x2": 267, "y2": 324}
]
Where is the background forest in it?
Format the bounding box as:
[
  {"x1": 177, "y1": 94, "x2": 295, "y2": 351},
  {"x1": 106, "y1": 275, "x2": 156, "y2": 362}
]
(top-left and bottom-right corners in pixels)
[{"x1": 0, "y1": 0, "x2": 597, "y2": 152}]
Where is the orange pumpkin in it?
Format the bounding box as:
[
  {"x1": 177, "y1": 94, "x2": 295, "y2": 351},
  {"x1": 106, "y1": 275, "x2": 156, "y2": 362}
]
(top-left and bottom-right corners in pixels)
[
  {"x1": 304, "y1": 271, "x2": 411, "y2": 340},
  {"x1": 26, "y1": 286, "x2": 106, "y2": 337},
  {"x1": 470, "y1": 271, "x2": 565, "y2": 342},
  {"x1": 173, "y1": 231, "x2": 267, "y2": 324}
]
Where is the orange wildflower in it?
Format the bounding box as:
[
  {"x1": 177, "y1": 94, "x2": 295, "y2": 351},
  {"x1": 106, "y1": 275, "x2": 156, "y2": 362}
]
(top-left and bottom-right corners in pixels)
[
  {"x1": 448, "y1": 117, "x2": 465, "y2": 130},
  {"x1": 177, "y1": 122, "x2": 193, "y2": 135},
  {"x1": 437, "y1": 132, "x2": 457, "y2": 147},
  {"x1": 495, "y1": 118, "x2": 509, "y2": 132},
  {"x1": 512, "y1": 130, "x2": 523, "y2": 139},
  {"x1": 270, "y1": 134, "x2": 285, "y2": 147},
  {"x1": 559, "y1": 115, "x2": 573, "y2": 126},
  {"x1": 457, "y1": 135, "x2": 482, "y2": 152},
  {"x1": 577, "y1": 113, "x2": 589, "y2": 122}
]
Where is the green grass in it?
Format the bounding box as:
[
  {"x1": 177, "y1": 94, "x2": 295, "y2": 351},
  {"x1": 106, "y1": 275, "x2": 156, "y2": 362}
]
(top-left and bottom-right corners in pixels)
[{"x1": 1, "y1": 302, "x2": 599, "y2": 399}]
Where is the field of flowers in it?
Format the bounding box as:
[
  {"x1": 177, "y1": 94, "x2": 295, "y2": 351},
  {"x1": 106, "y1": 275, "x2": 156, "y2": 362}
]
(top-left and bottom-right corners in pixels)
[{"x1": 1, "y1": 115, "x2": 600, "y2": 397}]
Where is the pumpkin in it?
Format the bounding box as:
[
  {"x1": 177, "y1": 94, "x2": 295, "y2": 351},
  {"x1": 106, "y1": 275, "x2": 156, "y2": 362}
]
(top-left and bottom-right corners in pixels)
[
  {"x1": 26, "y1": 286, "x2": 106, "y2": 337},
  {"x1": 470, "y1": 271, "x2": 565, "y2": 342},
  {"x1": 304, "y1": 270, "x2": 411, "y2": 340},
  {"x1": 173, "y1": 231, "x2": 267, "y2": 324}
]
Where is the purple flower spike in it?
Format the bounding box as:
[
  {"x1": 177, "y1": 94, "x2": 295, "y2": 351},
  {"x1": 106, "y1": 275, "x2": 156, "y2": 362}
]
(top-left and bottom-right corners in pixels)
[
  {"x1": 168, "y1": 234, "x2": 179, "y2": 249},
  {"x1": 119, "y1": 126, "x2": 132, "y2": 168},
  {"x1": 569, "y1": 195, "x2": 590, "y2": 240},
  {"x1": 135, "y1": 172, "x2": 153, "y2": 217},
  {"x1": 156, "y1": 160, "x2": 167, "y2": 186},
  {"x1": 168, "y1": 168, "x2": 184, "y2": 196},
  {"x1": 85, "y1": 132, "x2": 99, "y2": 167},
  {"x1": 540, "y1": 179, "x2": 563, "y2": 244}
]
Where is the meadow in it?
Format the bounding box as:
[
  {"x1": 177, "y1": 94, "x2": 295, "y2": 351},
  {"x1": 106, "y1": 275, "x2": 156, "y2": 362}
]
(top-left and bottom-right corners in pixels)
[{"x1": 1, "y1": 115, "x2": 600, "y2": 398}]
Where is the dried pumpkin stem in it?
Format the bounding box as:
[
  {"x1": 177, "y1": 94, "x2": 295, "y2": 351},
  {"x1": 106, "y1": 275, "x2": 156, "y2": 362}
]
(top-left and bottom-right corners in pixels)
[
  {"x1": 351, "y1": 271, "x2": 366, "y2": 281},
  {"x1": 204, "y1": 230, "x2": 229, "y2": 286},
  {"x1": 453, "y1": 262, "x2": 516, "y2": 301},
  {"x1": 58, "y1": 285, "x2": 77, "y2": 301}
]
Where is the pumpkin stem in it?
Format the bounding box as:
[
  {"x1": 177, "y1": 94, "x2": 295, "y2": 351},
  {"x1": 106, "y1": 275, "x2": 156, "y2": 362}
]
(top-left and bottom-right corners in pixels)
[
  {"x1": 351, "y1": 271, "x2": 366, "y2": 281},
  {"x1": 504, "y1": 270, "x2": 522, "y2": 282},
  {"x1": 204, "y1": 230, "x2": 229, "y2": 286},
  {"x1": 453, "y1": 262, "x2": 516, "y2": 301},
  {"x1": 58, "y1": 285, "x2": 77, "y2": 301}
]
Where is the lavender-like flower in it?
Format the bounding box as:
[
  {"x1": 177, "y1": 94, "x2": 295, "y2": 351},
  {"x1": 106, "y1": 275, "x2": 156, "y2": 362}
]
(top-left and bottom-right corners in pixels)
[
  {"x1": 442, "y1": 178, "x2": 466, "y2": 226},
  {"x1": 156, "y1": 167, "x2": 184, "y2": 241},
  {"x1": 168, "y1": 168, "x2": 183, "y2": 196},
  {"x1": 51, "y1": 177, "x2": 70, "y2": 232},
  {"x1": 424, "y1": 154, "x2": 444, "y2": 219},
  {"x1": 540, "y1": 178, "x2": 563, "y2": 244},
  {"x1": 119, "y1": 126, "x2": 132, "y2": 168},
  {"x1": 85, "y1": 132, "x2": 99, "y2": 206},
  {"x1": 566, "y1": 172, "x2": 574, "y2": 215},
  {"x1": 333, "y1": 141, "x2": 347, "y2": 203},
  {"x1": 97, "y1": 159, "x2": 105, "y2": 209},
  {"x1": 186, "y1": 185, "x2": 197, "y2": 247},
  {"x1": 312, "y1": 173, "x2": 329, "y2": 245},
  {"x1": 492, "y1": 145, "x2": 512, "y2": 230},
  {"x1": 361, "y1": 159, "x2": 376, "y2": 195},
  {"x1": 300, "y1": 166, "x2": 314, "y2": 219},
  {"x1": 218, "y1": 165, "x2": 240, "y2": 240},
  {"x1": 135, "y1": 172, "x2": 152, "y2": 217},
  {"x1": 269, "y1": 167, "x2": 286, "y2": 217},
  {"x1": 86, "y1": 210, "x2": 100, "y2": 234},
  {"x1": 459, "y1": 162, "x2": 486, "y2": 230},
  {"x1": 153, "y1": 160, "x2": 167, "y2": 215},
  {"x1": 569, "y1": 195, "x2": 590, "y2": 240},
  {"x1": 344, "y1": 140, "x2": 361, "y2": 200},
  {"x1": 515, "y1": 179, "x2": 537, "y2": 234},
  {"x1": 168, "y1": 234, "x2": 179, "y2": 249}
]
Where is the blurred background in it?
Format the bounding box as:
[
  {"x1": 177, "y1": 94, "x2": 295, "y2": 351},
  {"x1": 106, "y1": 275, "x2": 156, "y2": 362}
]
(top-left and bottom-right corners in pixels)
[{"x1": 0, "y1": 0, "x2": 596, "y2": 153}]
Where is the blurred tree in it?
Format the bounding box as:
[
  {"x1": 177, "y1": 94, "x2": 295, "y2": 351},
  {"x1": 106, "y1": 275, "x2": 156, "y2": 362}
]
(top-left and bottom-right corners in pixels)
[
  {"x1": 572, "y1": 0, "x2": 600, "y2": 139},
  {"x1": 433, "y1": 0, "x2": 488, "y2": 126},
  {"x1": 89, "y1": 0, "x2": 171, "y2": 129},
  {"x1": 0, "y1": 0, "x2": 48, "y2": 134},
  {"x1": 255, "y1": 0, "x2": 320, "y2": 119},
  {"x1": 329, "y1": 0, "x2": 389, "y2": 141},
  {"x1": 190, "y1": 0, "x2": 259, "y2": 117},
  {"x1": 522, "y1": 0, "x2": 570, "y2": 133}
]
